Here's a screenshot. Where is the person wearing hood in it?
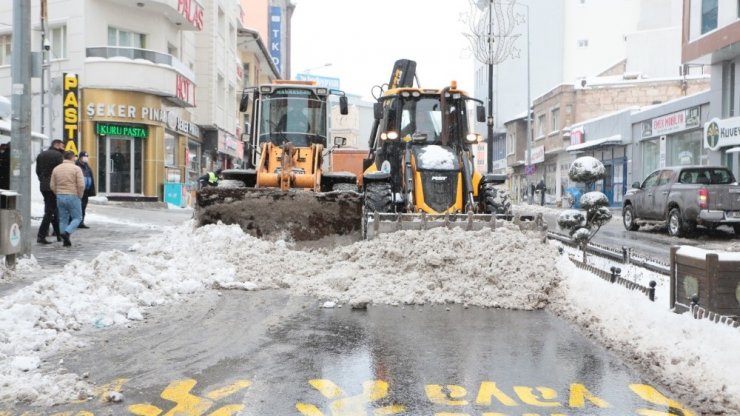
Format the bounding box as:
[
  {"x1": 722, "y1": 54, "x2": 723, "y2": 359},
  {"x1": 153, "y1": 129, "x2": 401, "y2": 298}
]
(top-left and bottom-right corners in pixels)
[
  {"x1": 35, "y1": 139, "x2": 64, "y2": 244},
  {"x1": 76, "y1": 151, "x2": 96, "y2": 229}
]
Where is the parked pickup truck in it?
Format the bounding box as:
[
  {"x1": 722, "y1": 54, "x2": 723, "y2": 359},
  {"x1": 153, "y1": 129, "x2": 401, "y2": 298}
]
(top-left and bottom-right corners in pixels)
[{"x1": 622, "y1": 166, "x2": 740, "y2": 237}]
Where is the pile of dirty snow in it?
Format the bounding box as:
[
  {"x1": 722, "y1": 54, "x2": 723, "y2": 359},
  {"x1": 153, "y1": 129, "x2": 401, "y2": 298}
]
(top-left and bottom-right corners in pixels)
[{"x1": 0, "y1": 221, "x2": 558, "y2": 406}]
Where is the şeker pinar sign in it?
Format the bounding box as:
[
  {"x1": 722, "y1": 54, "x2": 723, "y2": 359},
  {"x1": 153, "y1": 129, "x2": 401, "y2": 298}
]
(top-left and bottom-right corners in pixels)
[{"x1": 62, "y1": 73, "x2": 80, "y2": 155}]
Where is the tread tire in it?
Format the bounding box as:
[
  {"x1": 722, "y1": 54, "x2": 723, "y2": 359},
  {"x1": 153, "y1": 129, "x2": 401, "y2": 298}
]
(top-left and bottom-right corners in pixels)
[
  {"x1": 364, "y1": 182, "x2": 393, "y2": 214},
  {"x1": 667, "y1": 207, "x2": 684, "y2": 237},
  {"x1": 623, "y1": 204, "x2": 639, "y2": 231},
  {"x1": 480, "y1": 182, "x2": 512, "y2": 218}
]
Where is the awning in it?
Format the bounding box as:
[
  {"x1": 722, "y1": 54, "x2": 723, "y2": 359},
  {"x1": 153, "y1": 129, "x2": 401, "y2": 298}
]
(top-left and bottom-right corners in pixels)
[
  {"x1": 0, "y1": 119, "x2": 49, "y2": 142},
  {"x1": 566, "y1": 134, "x2": 622, "y2": 152}
]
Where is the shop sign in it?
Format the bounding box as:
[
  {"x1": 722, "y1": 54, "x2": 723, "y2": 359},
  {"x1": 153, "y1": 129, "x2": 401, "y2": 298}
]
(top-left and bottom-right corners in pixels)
[
  {"x1": 218, "y1": 131, "x2": 239, "y2": 157},
  {"x1": 62, "y1": 73, "x2": 79, "y2": 145},
  {"x1": 570, "y1": 126, "x2": 584, "y2": 146},
  {"x1": 645, "y1": 107, "x2": 701, "y2": 137},
  {"x1": 175, "y1": 74, "x2": 194, "y2": 106},
  {"x1": 704, "y1": 116, "x2": 740, "y2": 151},
  {"x1": 86, "y1": 102, "x2": 200, "y2": 137},
  {"x1": 530, "y1": 145, "x2": 545, "y2": 164},
  {"x1": 177, "y1": 0, "x2": 204, "y2": 31},
  {"x1": 269, "y1": 6, "x2": 282, "y2": 73},
  {"x1": 96, "y1": 123, "x2": 147, "y2": 139}
]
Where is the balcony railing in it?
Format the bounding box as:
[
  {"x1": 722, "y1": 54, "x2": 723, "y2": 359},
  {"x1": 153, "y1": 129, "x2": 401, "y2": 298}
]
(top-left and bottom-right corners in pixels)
[{"x1": 86, "y1": 47, "x2": 194, "y2": 81}]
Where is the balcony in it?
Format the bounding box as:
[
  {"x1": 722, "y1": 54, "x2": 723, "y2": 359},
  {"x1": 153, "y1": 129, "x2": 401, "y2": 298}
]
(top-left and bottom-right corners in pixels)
[
  {"x1": 103, "y1": 0, "x2": 204, "y2": 31},
  {"x1": 85, "y1": 47, "x2": 196, "y2": 107}
]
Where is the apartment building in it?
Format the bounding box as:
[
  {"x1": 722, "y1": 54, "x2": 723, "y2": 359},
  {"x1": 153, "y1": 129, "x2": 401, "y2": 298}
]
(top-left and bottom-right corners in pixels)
[
  {"x1": 682, "y1": 0, "x2": 740, "y2": 179},
  {"x1": 0, "y1": 0, "x2": 283, "y2": 203}
]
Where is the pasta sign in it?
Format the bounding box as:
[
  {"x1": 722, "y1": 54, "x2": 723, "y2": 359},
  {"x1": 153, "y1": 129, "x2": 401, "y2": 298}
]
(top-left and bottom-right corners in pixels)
[{"x1": 62, "y1": 73, "x2": 80, "y2": 147}]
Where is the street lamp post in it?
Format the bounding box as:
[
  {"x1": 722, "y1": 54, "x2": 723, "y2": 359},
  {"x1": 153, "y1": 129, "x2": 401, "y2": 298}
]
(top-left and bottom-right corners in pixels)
[
  {"x1": 522, "y1": 2, "x2": 532, "y2": 205},
  {"x1": 302, "y1": 62, "x2": 332, "y2": 75}
]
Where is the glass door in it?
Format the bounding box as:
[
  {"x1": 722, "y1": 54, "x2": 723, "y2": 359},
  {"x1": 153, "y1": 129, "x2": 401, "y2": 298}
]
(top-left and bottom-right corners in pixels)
[{"x1": 98, "y1": 136, "x2": 143, "y2": 194}]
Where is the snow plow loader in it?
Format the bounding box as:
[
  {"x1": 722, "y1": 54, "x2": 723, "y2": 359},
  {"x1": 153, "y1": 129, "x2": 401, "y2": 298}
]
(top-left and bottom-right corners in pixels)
[
  {"x1": 196, "y1": 81, "x2": 363, "y2": 241},
  {"x1": 361, "y1": 60, "x2": 514, "y2": 239}
]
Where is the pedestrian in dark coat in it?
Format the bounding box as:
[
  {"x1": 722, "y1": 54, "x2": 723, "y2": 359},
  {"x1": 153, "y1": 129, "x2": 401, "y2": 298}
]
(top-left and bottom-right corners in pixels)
[
  {"x1": 35, "y1": 140, "x2": 64, "y2": 244},
  {"x1": 536, "y1": 179, "x2": 546, "y2": 206},
  {"x1": 76, "y1": 151, "x2": 96, "y2": 228}
]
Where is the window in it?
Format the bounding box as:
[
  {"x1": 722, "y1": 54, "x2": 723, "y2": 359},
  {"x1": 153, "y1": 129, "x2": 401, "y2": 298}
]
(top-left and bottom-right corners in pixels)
[
  {"x1": 168, "y1": 43, "x2": 178, "y2": 59},
  {"x1": 242, "y1": 63, "x2": 251, "y2": 88},
  {"x1": 507, "y1": 132, "x2": 515, "y2": 155},
  {"x1": 577, "y1": 39, "x2": 589, "y2": 47},
  {"x1": 48, "y1": 26, "x2": 67, "y2": 59},
  {"x1": 722, "y1": 62, "x2": 736, "y2": 117},
  {"x1": 108, "y1": 27, "x2": 145, "y2": 48},
  {"x1": 218, "y1": 8, "x2": 225, "y2": 39},
  {"x1": 667, "y1": 130, "x2": 703, "y2": 167},
  {"x1": 187, "y1": 140, "x2": 201, "y2": 182},
  {"x1": 550, "y1": 108, "x2": 560, "y2": 132},
  {"x1": 701, "y1": 0, "x2": 718, "y2": 34},
  {"x1": 537, "y1": 114, "x2": 546, "y2": 137},
  {"x1": 0, "y1": 34, "x2": 10, "y2": 66}
]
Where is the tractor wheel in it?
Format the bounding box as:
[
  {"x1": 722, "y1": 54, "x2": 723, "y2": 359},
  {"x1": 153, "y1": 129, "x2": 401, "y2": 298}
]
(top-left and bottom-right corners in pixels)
[
  {"x1": 622, "y1": 204, "x2": 639, "y2": 231},
  {"x1": 364, "y1": 182, "x2": 393, "y2": 213},
  {"x1": 667, "y1": 208, "x2": 684, "y2": 237},
  {"x1": 480, "y1": 182, "x2": 512, "y2": 218}
]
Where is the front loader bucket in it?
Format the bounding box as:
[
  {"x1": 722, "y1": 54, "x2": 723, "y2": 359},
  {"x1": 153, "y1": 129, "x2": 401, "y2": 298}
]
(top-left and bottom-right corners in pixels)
[
  {"x1": 196, "y1": 188, "x2": 363, "y2": 241},
  {"x1": 363, "y1": 211, "x2": 500, "y2": 240}
]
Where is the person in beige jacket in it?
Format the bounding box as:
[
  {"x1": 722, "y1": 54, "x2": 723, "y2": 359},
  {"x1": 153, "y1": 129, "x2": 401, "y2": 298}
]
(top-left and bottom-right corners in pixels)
[{"x1": 50, "y1": 150, "x2": 85, "y2": 247}]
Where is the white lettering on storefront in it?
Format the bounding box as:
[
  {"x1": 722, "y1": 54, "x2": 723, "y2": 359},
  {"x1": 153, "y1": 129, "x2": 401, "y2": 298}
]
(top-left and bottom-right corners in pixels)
[{"x1": 86, "y1": 102, "x2": 201, "y2": 137}]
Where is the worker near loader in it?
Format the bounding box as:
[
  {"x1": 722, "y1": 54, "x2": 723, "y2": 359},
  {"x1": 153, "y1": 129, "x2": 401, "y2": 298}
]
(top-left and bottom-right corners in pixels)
[{"x1": 198, "y1": 169, "x2": 222, "y2": 189}]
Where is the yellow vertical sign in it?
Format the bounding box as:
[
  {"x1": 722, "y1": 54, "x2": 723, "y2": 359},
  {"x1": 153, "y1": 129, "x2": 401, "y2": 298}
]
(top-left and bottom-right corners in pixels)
[{"x1": 62, "y1": 73, "x2": 79, "y2": 153}]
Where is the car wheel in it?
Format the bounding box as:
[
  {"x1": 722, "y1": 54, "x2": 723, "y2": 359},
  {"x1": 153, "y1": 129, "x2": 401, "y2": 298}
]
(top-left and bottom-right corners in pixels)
[
  {"x1": 733, "y1": 224, "x2": 740, "y2": 238},
  {"x1": 667, "y1": 208, "x2": 684, "y2": 237},
  {"x1": 623, "y1": 205, "x2": 639, "y2": 231}
]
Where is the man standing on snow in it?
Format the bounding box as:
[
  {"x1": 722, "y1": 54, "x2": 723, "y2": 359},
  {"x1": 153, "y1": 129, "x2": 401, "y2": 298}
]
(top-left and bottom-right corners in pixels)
[
  {"x1": 35, "y1": 139, "x2": 65, "y2": 244},
  {"x1": 50, "y1": 151, "x2": 84, "y2": 247}
]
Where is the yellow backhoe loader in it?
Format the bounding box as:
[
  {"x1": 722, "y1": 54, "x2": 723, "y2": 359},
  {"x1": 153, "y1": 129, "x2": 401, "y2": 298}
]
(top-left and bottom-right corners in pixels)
[
  {"x1": 196, "y1": 80, "x2": 363, "y2": 240},
  {"x1": 361, "y1": 60, "x2": 515, "y2": 239}
]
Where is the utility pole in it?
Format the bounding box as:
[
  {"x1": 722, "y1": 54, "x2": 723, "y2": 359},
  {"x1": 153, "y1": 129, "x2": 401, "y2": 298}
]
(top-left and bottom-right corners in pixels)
[
  {"x1": 487, "y1": 0, "x2": 494, "y2": 173},
  {"x1": 10, "y1": 0, "x2": 33, "y2": 256},
  {"x1": 524, "y1": 3, "x2": 532, "y2": 204}
]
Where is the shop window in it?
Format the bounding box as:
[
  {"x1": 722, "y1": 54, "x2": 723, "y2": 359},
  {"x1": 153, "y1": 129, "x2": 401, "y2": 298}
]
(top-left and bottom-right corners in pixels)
[
  {"x1": 701, "y1": 0, "x2": 718, "y2": 34},
  {"x1": 641, "y1": 139, "x2": 659, "y2": 177},
  {"x1": 108, "y1": 27, "x2": 146, "y2": 48},
  {"x1": 49, "y1": 26, "x2": 67, "y2": 60},
  {"x1": 0, "y1": 35, "x2": 11, "y2": 66},
  {"x1": 164, "y1": 132, "x2": 177, "y2": 167},
  {"x1": 187, "y1": 141, "x2": 201, "y2": 183},
  {"x1": 667, "y1": 131, "x2": 702, "y2": 167}
]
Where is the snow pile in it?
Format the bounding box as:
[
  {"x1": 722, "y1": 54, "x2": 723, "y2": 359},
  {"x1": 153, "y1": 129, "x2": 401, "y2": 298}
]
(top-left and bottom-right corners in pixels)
[
  {"x1": 0, "y1": 222, "x2": 558, "y2": 405},
  {"x1": 551, "y1": 254, "x2": 740, "y2": 414},
  {"x1": 416, "y1": 145, "x2": 458, "y2": 170}
]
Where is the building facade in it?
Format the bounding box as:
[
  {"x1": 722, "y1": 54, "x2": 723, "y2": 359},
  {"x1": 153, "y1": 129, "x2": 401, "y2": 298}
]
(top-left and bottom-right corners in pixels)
[
  {"x1": 0, "y1": 0, "x2": 283, "y2": 204},
  {"x1": 682, "y1": 0, "x2": 740, "y2": 180}
]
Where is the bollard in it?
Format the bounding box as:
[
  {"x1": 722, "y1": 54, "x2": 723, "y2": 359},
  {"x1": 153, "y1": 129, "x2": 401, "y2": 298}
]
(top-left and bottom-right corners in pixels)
[
  {"x1": 648, "y1": 281, "x2": 656, "y2": 302},
  {"x1": 622, "y1": 246, "x2": 631, "y2": 264}
]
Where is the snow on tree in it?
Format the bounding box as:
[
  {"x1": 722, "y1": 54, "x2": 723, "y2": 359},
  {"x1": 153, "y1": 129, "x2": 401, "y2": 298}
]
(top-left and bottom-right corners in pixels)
[{"x1": 558, "y1": 157, "x2": 612, "y2": 262}]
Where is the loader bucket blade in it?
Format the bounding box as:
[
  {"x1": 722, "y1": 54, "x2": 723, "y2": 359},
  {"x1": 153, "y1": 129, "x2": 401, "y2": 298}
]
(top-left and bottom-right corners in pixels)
[
  {"x1": 364, "y1": 212, "x2": 499, "y2": 239},
  {"x1": 197, "y1": 188, "x2": 363, "y2": 241}
]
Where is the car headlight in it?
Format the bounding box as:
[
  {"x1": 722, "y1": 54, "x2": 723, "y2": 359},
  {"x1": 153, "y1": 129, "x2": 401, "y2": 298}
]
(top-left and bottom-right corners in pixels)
[
  {"x1": 466, "y1": 133, "x2": 479, "y2": 143},
  {"x1": 381, "y1": 131, "x2": 399, "y2": 141}
]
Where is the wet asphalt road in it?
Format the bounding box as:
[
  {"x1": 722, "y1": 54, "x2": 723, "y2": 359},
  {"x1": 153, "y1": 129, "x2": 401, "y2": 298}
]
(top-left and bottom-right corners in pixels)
[{"x1": 18, "y1": 290, "x2": 692, "y2": 416}]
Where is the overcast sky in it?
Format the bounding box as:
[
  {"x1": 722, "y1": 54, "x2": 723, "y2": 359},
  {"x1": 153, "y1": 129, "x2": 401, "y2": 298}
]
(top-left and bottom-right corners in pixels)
[{"x1": 290, "y1": 0, "x2": 477, "y2": 100}]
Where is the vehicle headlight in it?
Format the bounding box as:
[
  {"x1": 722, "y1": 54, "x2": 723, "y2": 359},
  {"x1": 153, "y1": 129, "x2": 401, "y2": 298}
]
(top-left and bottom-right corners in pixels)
[
  {"x1": 382, "y1": 131, "x2": 399, "y2": 141},
  {"x1": 466, "y1": 133, "x2": 480, "y2": 143}
]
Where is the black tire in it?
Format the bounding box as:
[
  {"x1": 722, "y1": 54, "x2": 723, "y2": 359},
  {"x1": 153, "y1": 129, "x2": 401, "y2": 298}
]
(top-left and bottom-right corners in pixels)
[
  {"x1": 332, "y1": 183, "x2": 358, "y2": 192},
  {"x1": 733, "y1": 224, "x2": 740, "y2": 238},
  {"x1": 667, "y1": 208, "x2": 684, "y2": 237},
  {"x1": 622, "y1": 204, "x2": 639, "y2": 231},
  {"x1": 364, "y1": 182, "x2": 393, "y2": 213},
  {"x1": 479, "y1": 182, "x2": 512, "y2": 217}
]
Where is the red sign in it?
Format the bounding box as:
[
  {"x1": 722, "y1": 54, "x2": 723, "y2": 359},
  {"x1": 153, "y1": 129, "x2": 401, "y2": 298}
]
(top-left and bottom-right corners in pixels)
[
  {"x1": 177, "y1": 0, "x2": 204, "y2": 30},
  {"x1": 176, "y1": 74, "x2": 194, "y2": 106}
]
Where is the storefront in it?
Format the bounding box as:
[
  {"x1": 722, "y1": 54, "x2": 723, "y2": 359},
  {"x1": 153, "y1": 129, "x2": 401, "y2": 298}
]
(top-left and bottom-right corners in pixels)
[
  {"x1": 704, "y1": 116, "x2": 740, "y2": 180},
  {"x1": 80, "y1": 89, "x2": 201, "y2": 201},
  {"x1": 631, "y1": 92, "x2": 711, "y2": 181}
]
